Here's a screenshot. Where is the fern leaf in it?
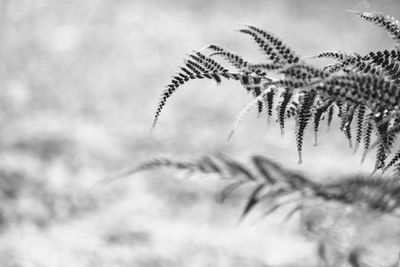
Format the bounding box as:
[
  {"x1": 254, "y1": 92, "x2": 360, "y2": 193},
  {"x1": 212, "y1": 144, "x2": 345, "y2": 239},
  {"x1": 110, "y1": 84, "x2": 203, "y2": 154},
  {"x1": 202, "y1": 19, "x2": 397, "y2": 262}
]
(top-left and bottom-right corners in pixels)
[
  {"x1": 228, "y1": 89, "x2": 270, "y2": 141},
  {"x1": 185, "y1": 59, "x2": 208, "y2": 74},
  {"x1": 374, "y1": 117, "x2": 396, "y2": 172},
  {"x1": 361, "y1": 113, "x2": 374, "y2": 163},
  {"x1": 151, "y1": 69, "x2": 244, "y2": 131},
  {"x1": 239, "y1": 74, "x2": 263, "y2": 93},
  {"x1": 207, "y1": 44, "x2": 249, "y2": 70},
  {"x1": 313, "y1": 99, "x2": 334, "y2": 146},
  {"x1": 239, "y1": 26, "x2": 300, "y2": 63},
  {"x1": 327, "y1": 104, "x2": 335, "y2": 129},
  {"x1": 100, "y1": 156, "x2": 198, "y2": 185},
  {"x1": 393, "y1": 163, "x2": 400, "y2": 181},
  {"x1": 247, "y1": 63, "x2": 285, "y2": 73},
  {"x1": 246, "y1": 25, "x2": 300, "y2": 64},
  {"x1": 197, "y1": 155, "x2": 223, "y2": 174},
  {"x1": 314, "y1": 51, "x2": 357, "y2": 61},
  {"x1": 189, "y1": 52, "x2": 229, "y2": 75},
  {"x1": 383, "y1": 147, "x2": 400, "y2": 173},
  {"x1": 381, "y1": 58, "x2": 400, "y2": 82},
  {"x1": 240, "y1": 184, "x2": 266, "y2": 220},
  {"x1": 323, "y1": 54, "x2": 362, "y2": 73},
  {"x1": 286, "y1": 100, "x2": 299, "y2": 119},
  {"x1": 215, "y1": 153, "x2": 256, "y2": 181},
  {"x1": 218, "y1": 181, "x2": 246, "y2": 203},
  {"x1": 251, "y1": 155, "x2": 283, "y2": 184},
  {"x1": 280, "y1": 63, "x2": 328, "y2": 80},
  {"x1": 350, "y1": 57, "x2": 383, "y2": 76},
  {"x1": 356, "y1": 12, "x2": 400, "y2": 43},
  {"x1": 340, "y1": 104, "x2": 356, "y2": 149},
  {"x1": 263, "y1": 87, "x2": 275, "y2": 123},
  {"x1": 354, "y1": 105, "x2": 366, "y2": 153},
  {"x1": 316, "y1": 75, "x2": 399, "y2": 112},
  {"x1": 269, "y1": 78, "x2": 309, "y2": 89},
  {"x1": 151, "y1": 85, "x2": 178, "y2": 131},
  {"x1": 323, "y1": 62, "x2": 346, "y2": 73},
  {"x1": 277, "y1": 88, "x2": 293, "y2": 136},
  {"x1": 296, "y1": 90, "x2": 317, "y2": 163},
  {"x1": 238, "y1": 28, "x2": 282, "y2": 62}
]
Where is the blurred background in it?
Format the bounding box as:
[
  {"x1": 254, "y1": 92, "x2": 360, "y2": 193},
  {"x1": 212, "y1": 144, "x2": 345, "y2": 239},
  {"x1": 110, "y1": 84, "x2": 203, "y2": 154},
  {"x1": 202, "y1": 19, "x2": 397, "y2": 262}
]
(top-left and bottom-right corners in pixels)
[{"x1": 2, "y1": 0, "x2": 400, "y2": 266}]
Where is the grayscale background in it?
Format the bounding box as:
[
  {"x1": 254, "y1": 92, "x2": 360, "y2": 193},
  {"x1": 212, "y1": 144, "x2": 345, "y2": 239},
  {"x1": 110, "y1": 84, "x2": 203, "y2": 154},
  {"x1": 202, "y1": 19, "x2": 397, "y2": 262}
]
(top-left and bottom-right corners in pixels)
[{"x1": 1, "y1": 0, "x2": 400, "y2": 266}]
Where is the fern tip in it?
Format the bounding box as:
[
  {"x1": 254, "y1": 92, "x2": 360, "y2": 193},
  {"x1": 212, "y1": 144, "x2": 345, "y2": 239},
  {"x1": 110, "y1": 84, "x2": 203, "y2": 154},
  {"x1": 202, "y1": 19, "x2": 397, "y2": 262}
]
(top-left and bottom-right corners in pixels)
[
  {"x1": 196, "y1": 45, "x2": 210, "y2": 53},
  {"x1": 361, "y1": 150, "x2": 368, "y2": 163},
  {"x1": 353, "y1": 142, "x2": 360, "y2": 154},
  {"x1": 150, "y1": 119, "x2": 158, "y2": 134},
  {"x1": 305, "y1": 55, "x2": 318, "y2": 60},
  {"x1": 348, "y1": 139, "x2": 353, "y2": 150},
  {"x1": 298, "y1": 153, "x2": 303, "y2": 164},
  {"x1": 382, "y1": 165, "x2": 389, "y2": 174},
  {"x1": 369, "y1": 167, "x2": 378, "y2": 177},
  {"x1": 346, "y1": 9, "x2": 362, "y2": 15}
]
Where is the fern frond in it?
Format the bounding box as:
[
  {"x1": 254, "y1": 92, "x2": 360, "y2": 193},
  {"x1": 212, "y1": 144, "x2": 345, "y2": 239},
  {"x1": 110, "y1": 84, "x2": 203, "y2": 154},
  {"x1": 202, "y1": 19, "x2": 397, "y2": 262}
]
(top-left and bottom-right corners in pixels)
[
  {"x1": 263, "y1": 87, "x2": 276, "y2": 123},
  {"x1": 240, "y1": 184, "x2": 266, "y2": 220},
  {"x1": 251, "y1": 155, "x2": 285, "y2": 184},
  {"x1": 370, "y1": 120, "x2": 400, "y2": 149},
  {"x1": 314, "y1": 51, "x2": 357, "y2": 61},
  {"x1": 268, "y1": 78, "x2": 309, "y2": 89},
  {"x1": 374, "y1": 117, "x2": 396, "y2": 172},
  {"x1": 151, "y1": 69, "x2": 243, "y2": 131},
  {"x1": 323, "y1": 54, "x2": 362, "y2": 73},
  {"x1": 239, "y1": 74, "x2": 264, "y2": 93},
  {"x1": 247, "y1": 25, "x2": 300, "y2": 64},
  {"x1": 247, "y1": 63, "x2": 285, "y2": 73},
  {"x1": 313, "y1": 99, "x2": 334, "y2": 146},
  {"x1": 356, "y1": 12, "x2": 400, "y2": 43},
  {"x1": 113, "y1": 154, "x2": 400, "y2": 219},
  {"x1": 239, "y1": 26, "x2": 300, "y2": 63},
  {"x1": 323, "y1": 62, "x2": 346, "y2": 73},
  {"x1": 315, "y1": 75, "x2": 399, "y2": 112},
  {"x1": 393, "y1": 163, "x2": 400, "y2": 181},
  {"x1": 286, "y1": 100, "x2": 299, "y2": 119},
  {"x1": 296, "y1": 90, "x2": 317, "y2": 163},
  {"x1": 315, "y1": 176, "x2": 400, "y2": 214},
  {"x1": 326, "y1": 104, "x2": 335, "y2": 129},
  {"x1": 340, "y1": 104, "x2": 356, "y2": 149},
  {"x1": 277, "y1": 88, "x2": 293, "y2": 136},
  {"x1": 383, "y1": 147, "x2": 400, "y2": 173},
  {"x1": 185, "y1": 59, "x2": 208, "y2": 74},
  {"x1": 189, "y1": 52, "x2": 229, "y2": 73},
  {"x1": 215, "y1": 153, "x2": 257, "y2": 181},
  {"x1": 354, "y1": 105, "x2": 366, "y2": 153},
  {"x1": 280, "y1": 63, "x2": 328, "y2": 80},
  {"x1": 238, "y1": 28, "x2": 282, "y2": 62},
  {"x1": 228, "y1": 88, "x2": 270, "y2": 141},
  {"x1": 381, "y1": 58, "x2": 400, "y2": 82},
  {"x1": 361, "y1": 113, "x2": 374, "y2": 162},
  {"x1": 349, "y1": 57, "x2": 383, "y2": 76},
  {"x1": 207, "y1": 44, "x2": 249, "y2": 70},
  {"x1": 153, "y1": 18, "x2": 400, "y2": 177}
]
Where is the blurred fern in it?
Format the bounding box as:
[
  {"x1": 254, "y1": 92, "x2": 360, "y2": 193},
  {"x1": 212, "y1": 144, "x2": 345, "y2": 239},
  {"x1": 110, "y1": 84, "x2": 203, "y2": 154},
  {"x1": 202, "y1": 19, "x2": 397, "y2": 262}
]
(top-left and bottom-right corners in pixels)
[{"x1": 119, "y1": 154, "x2": 400, "y2": 219}]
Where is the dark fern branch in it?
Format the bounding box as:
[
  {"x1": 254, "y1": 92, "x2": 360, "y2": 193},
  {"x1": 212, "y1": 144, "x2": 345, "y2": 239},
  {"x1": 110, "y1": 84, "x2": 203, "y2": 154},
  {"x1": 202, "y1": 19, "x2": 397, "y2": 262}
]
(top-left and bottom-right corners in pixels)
[{"x1": 151, "y1": 11, "x2": 400, "y2": 177}]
